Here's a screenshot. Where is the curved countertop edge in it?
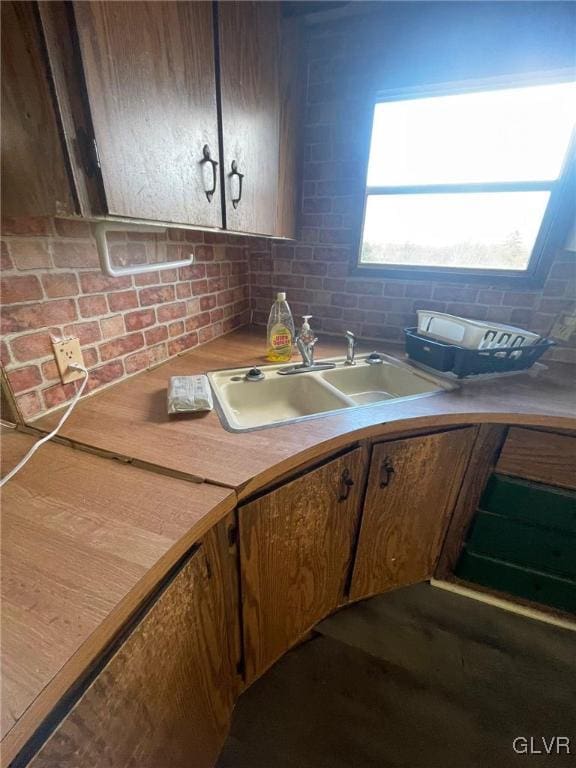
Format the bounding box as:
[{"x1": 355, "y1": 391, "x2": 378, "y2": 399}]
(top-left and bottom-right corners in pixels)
[
  {"x1": 0, "y1": 492, "x2": 236, "y2": 768},
  {"x1": 235, "y1": 410, "x2": 576, "y2": 501}
]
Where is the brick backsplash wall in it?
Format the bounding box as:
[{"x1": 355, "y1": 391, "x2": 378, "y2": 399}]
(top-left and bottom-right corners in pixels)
[
  {"x1": 1, "y1": 217, "x2": 250, "y2": 420},
  {"x1": 249, "y1": 6, "x2": 576, "y2": 364}
]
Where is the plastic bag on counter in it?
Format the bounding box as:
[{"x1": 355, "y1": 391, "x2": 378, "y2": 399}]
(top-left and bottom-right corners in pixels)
[{"x1": 167, "y1": 375, "x2": 213, "y2": 414}]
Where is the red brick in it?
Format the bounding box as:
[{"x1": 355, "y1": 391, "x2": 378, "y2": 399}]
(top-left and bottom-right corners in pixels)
[
  {"x1": 138, "y1": 285, "x2": 175, "y2": 306},
  {"x1": 7, "y1": 239, "x2": 51, "y2": 270},
  {"x1": 206, "y1": 277, "x2": 226, "y2": 292},
  {"x1": 63, "y1": 320, "x2": 101, "y2": 345},
  {"x1": 54, "y1": 218, "x2": 92, "y2": 238},
  {"x1": 148, "y1": 343, "x2": 167, "y2": 365},
  {"x1": 167, "y1": 332, "x2": 198, "y2": 356},
  {"x1": 185, "y1": 312, "x2": 211, "y2": 331},
  {"x1": 168, "y1": 320, "x2": 185, "y2": 337},
  {"x1": 176, "y1": 282, "x2": 192, "y2": 299},
  {"x1": 193, "y1": 245, "x2": 214, "y2": 261},
  {"x1": 6, "y1": 365, "x2": 42, "y2": 393},
  {"x1": 16, "y1": 391, "x2": 42, "y2": 419},
  {"x1": 83, "y1": 347, "x2": 98, "y2": 368},
  {"x1": 502, "y1": 292, "x2": 537, "y2": 308},
  {"x1": 52, "y1": 241, "x2": 99, "y2": 268},
  {"x1": 125, "y1": 308, "x2": 156, "y2": 331},
  {"x1": 198, "y1": 325, "x2": 216, "y2": 344},
  {"x1": 1, "y1": 275, "x2": 43, "y2": 303},
  {"x1": 108, "y1": 289, "x2": 138, "y2": 312},
  {"x1": 85, "y1": 361, "x2": 125, "y2": 393},
  {"x1": 80, "y1": 272, "x2": 132, "y2": 294},
  {"x1": 79, "y1": 294, "x2": 108, "y2": 317},
  {"x1": 1, "y1": 299, "x2": 77, "y2": 334},
  {"x1": 42, "y1": 272, "x2": 79, "y2": 298},
  {"x1": 135, "y1": 272, "x2": 158, "y2": 286},
  {"x1": 210, "y1": 308, "x2": 224, "y2": 323},
  {"x1": 1, "y1": 340, "x2": 10, "y2": 366},
  {"x1": 1, "y1": 217, "x2": 51, "y2": 236},
  {"x1": 0, "y1": 241, "x2": 12, "y2": 270},
  {"x1": 178, "y1": 264, "x2": 206, "y2": 281},
  {"x1": 125, "y1": 349, "x2": 150, "y2": 374},
  {"x1": 9, "y1": 330, "x2": 57, "y2": 362},
  {"x1": 100, "y1": 314, "x2": 125, "y2": 339},
  {"x1": 145, "y1": 325, "x2": 168, "y2": 345},
  {"x1": 99, "y1": 332, "x2": 144, "y2": 361},
  {"x1": 157, "y1": 301, "x2": 186, "y2": 322},
  {"x1": 160, "y1": 268, "x2": 178, "y2": 283},
  {"x1": 42, "y1": 381, "x2": 78, "y2": 410},
  {"x1": 200, "y1": 295, "x2": 217, "y2": 311}
]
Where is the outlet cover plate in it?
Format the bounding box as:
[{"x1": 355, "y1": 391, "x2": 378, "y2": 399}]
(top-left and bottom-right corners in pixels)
[{"x1": 52, "y1": 337, "x2": 85, "y2": 384}]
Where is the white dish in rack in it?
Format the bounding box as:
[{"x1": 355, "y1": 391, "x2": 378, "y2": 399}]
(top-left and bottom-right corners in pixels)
[{"x1": 416, "y1": 311, "x2": 540, "y2": 350}]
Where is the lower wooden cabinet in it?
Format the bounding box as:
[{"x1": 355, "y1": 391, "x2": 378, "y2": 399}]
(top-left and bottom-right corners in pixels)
[
  {"x1": 350, "y1": 429, "x2": 476, "y2": 601},
  {"x1": 27, "y1": 517, "x2": 240, "y2": 768},
  {"x1": 239, "y1": 448, "x2": 366, "y2": 683}
]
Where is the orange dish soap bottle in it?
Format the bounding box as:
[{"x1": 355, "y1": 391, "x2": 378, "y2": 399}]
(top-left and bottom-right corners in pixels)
[{"x1": 266, "y1": 291, "x2": 295, "y2": 362}]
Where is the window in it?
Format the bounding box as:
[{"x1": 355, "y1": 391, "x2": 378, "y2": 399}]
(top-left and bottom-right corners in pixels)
[{"x1": 358, "y1": 79, "x2": 576, "y2": 282}]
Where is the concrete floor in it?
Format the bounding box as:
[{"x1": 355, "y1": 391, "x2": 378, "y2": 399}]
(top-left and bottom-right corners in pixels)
[{"x1": 216, "y1": 584, "x2": 576, "y2": 768}]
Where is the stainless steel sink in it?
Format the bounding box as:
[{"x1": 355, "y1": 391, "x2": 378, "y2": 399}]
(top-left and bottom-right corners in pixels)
[{"x1": 208, "y1": 354, "x2": 455, "y2": 432}]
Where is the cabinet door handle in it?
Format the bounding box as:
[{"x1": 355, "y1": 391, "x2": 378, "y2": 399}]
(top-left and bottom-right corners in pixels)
[
  {"x1": 338, "y1": 468, "x2": 355, "y2": 501},
  {"x1": 202, "y1": 145, "x2": 218, "y2": 202},
  {"x1": 379, "y1": 460, "x2": 395, "y2": 488},
  {"x1": 229, "y1": 160, "x2": 244, "y2": 209}
]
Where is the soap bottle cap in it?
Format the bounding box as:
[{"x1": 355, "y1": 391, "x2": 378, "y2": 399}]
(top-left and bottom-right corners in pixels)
[{"x1": 277, "y1": 291, "x2": 286, "y2": 302}]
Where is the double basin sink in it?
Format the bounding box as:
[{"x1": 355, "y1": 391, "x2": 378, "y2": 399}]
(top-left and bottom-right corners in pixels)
[{"x1": 208, "y1": 353, "x2": 456, "y2": 431}]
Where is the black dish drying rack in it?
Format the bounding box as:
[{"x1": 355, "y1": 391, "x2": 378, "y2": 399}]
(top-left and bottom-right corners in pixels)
[{"x1": 404, "y1": 327, "x2": 555, "y2": 379}]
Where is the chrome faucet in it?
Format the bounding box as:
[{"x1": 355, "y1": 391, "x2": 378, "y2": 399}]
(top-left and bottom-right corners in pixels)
[
  {"x1": 278, "y1": 315, "x2": 336, "y2": 375},
  {"x1": 345, "y1": 330, "x2": 356, "y2": 366}
]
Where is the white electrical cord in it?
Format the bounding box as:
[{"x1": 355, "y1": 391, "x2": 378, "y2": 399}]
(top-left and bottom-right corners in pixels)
[{"x1": 0, "y1": 364, "x2": 89, "y2": 488}]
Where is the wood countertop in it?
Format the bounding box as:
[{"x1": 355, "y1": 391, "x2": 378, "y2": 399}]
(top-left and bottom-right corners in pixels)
[
  {"x1": 3, "y1": 327, "x2": 575, "y2": 762},
  {"x1": 36, "y1": 327, "x2": 576, "y2": 498},
  {"x1": 0, "y1": 428, "x2": 235, "y2": 764}
]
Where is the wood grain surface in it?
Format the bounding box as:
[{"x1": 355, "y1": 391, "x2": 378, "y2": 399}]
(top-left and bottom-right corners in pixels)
[
  {"x1": 73, "y1": 1, "x2": 221, "y2": 226},
  {"x1": 34, "y1": 328, "x2": 576, "y2": 495},
  {"x1": 218, "y1": 1, "x2": 280, "y2": 235},
  {"x1": 435, "y1": 424, "x2": 508, "y2": 579},
  {"x1": 1, "y1": 1, "x2": 75, "y2": 217},
  {"x1": 496, "y1": 427, "x2": 576, "y2": 490},
  {"x1": 38, "y1": 1, "x2": 105, "y2": 216},
  {"x1": 27, "y1": 525, "x2": 239, "y2": 768},
  {"x1": 0, "y1": 428, "x2": 235, "y2": 765},
  {"x1": 350, "y1": 429, "x2": 477, "y2": 600},
  {"x1": 240, "y1": 447, "x2": 367, "y2": 683}
]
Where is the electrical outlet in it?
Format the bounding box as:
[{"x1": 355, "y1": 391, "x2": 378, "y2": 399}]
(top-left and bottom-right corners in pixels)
[
  {"x1": 51, "y1": 337, "x2": 85, "y2": 384},
  {"x1": 550, "y1": 312, "x2": 576, "y2": 343}
]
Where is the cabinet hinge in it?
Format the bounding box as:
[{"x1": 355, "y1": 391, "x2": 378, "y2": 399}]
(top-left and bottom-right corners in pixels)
[
  {"x1": 75, "y1": 128, "x2": 101, "y2": 178},
  {"x1": 227, "y1": 523, "x2": 238, "y2": 547},
  {"x1": 92, "y1": 138, "x2": 101, "y2": 170}
]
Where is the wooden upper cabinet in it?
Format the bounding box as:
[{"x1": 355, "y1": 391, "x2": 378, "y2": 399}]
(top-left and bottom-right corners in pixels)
[
  {"x1": 1, "y1": 1, "x2": 76, "y2": 217},
  {"x1": 72, "y1": 1, "x2": 222, "y2": 227},
  {"x1": 27, "y1": 520, "x2": 240, "y2": 768},
  {"x1": 350, "y1": 429, "x2": 477, "y2": 601},
  {"x1": 239, "y1": 448, "x2": 367, "y2": 684},
  {"x1": 218, "y1": 1, "x2": 283, "y2": 237}
]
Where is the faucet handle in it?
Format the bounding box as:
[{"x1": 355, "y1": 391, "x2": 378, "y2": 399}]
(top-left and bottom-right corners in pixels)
[{"x1": 345, "y1": 330, "x2": 355, "y2": 341}]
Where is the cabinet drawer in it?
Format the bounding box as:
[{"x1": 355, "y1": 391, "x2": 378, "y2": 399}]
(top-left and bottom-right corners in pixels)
[{"x1": 496, "y1": 428, "x2": 576, "y2": 490}]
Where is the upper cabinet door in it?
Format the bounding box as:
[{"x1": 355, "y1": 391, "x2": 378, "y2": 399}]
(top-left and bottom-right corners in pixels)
[
  {"x1": 1, "y1": 1, "x2": 76, "y2": 217},
  {"x1": 218, "y1": 1, "x2": 281, "y2": 236},
  {"x1": 73, "y1": 1, "x2": 222, "y2": 227}
]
